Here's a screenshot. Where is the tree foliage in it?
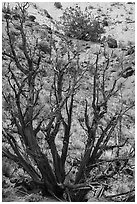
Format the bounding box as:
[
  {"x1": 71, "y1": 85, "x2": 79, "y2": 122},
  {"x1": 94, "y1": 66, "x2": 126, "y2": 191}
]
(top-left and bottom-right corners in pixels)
[{"x1": 2, "y1": 3, "x2": 135, "y2": 202}]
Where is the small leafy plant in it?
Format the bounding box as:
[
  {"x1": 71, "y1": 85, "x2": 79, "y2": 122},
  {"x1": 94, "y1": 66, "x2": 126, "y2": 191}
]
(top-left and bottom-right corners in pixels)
[{"x1": 60, "y1": 5, "x2": 105, "y2": 42}]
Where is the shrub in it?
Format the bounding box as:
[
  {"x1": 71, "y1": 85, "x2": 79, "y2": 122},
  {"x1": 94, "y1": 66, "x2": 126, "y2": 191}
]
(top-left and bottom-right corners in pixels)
[{"x1": 60, "y1": 5, "x2": 105, "y2": 42}]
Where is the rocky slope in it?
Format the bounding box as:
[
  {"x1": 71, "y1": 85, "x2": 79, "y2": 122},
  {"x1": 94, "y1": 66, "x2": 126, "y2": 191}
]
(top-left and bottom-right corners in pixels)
[{"x1": 29, "y1": 2, "x2": 135, "y2": 45}]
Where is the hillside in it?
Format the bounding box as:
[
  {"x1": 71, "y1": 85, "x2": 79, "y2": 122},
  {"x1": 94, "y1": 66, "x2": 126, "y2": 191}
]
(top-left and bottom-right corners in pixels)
[{"x1": 31, "y1": 2, "x2": 135, "y2": 43}]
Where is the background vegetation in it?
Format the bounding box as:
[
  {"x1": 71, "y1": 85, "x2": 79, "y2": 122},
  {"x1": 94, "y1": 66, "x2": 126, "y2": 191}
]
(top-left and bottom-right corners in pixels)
[{"x1": 60, "y1": 5, "x2": 105, "y2": 42}]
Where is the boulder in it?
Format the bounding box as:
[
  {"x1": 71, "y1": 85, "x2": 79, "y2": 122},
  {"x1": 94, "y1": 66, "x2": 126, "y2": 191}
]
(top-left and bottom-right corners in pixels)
[
  {"x1": 28, "y1": 15, "x2": 36, "y2": 22},
  {"x1": 54, "y1": 2, "x2": 62, "y2": 9},
  {"x1": 103, "y1": 20, "x2": 108, "y2": 27},
  {"x1": 122, "y1": 67, "x2": 134, "y2": 78},
  {"x1": 38, "y1": 41, "x2": 51, "y2": 55},
  {"x1": 13, "y1": 13, "x2": 20, "y2": 20},
  {"x1": 125, "y1": 46, "x2": 135, "y2": 56},
  {"x1": 107, "y1": 35, "x2": 118, "y2": 48}
]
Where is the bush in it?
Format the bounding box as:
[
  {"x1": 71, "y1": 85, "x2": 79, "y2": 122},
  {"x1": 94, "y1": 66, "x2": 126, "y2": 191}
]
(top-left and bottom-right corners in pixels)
[{"x1": 60, "y1": 5, "x2": 105, "y2": 42}]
